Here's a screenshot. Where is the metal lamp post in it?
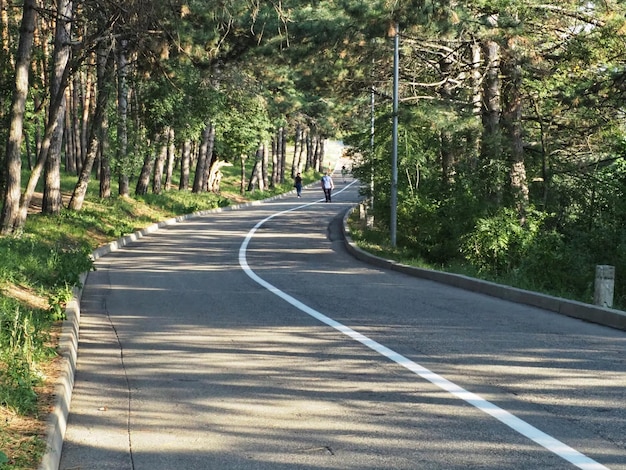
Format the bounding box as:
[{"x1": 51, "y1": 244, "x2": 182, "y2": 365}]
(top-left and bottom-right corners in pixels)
[{"x1": 390, "y1": 22, "x2": 399, "y2": 247}]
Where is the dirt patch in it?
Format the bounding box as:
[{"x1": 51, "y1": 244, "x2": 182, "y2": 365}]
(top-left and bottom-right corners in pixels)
[
  {"x1": 2, "y1": 284, "x2": 49, "y2": 311},
  {"x1": 27, "y1": 191, "x2": 76, "y2": 215}
]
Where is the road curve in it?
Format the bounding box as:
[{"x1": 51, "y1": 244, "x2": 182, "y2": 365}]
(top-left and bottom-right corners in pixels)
[{"x1": 56, "y1": 176, "x2": 625, "y2": 470}]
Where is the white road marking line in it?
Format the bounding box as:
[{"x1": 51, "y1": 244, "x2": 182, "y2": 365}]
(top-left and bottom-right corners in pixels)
[{"x1": 237, "y1": 194, "x2": 610, "y2": 470}]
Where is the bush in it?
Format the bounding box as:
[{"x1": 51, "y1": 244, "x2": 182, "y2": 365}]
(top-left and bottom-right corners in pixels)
[
  {"x1": 461, "y1": 207, "x2": 543, "y2": 275},
  {"x1": 511, "y1": 229, "x2": 594, "y2": 301}
]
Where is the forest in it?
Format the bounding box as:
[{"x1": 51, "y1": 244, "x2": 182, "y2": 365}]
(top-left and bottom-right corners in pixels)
[
  {"x1": 345, "y1": 1, "x2": 626, "y2": 309},
  {"x1": 0, "y1": 0, "x2": 625, "y2": 466}
]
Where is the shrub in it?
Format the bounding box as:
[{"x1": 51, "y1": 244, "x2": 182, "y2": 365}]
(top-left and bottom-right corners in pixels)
[{"x1": 461, "y1": 207, "x2": 543, "y2": 275}]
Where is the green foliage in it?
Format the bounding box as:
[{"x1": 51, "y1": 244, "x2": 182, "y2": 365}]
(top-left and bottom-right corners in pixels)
[
  {"x1": 47, "y1": 286, "x2": 73, "y2": 322},
  {"x1": 347, "y1": 214, "x2": 429, "y2": 266},
  {"x1": 0, "y1": 307, "x2": 52, "y2": 415},
  {"x1": 511, "y1": 229, "x2": 592, "y2": 300},
  {"x1": 0, "y1": 356, "x2": 39, "y2": 416},
  {"x1": 0, "y1": 236, "x2": 92, "y2": 289},
  {"x1": 345, "y1": 0, "x2": 626, "y2": 310},
  {"x1": 217, "y1": 91, "x2": 272, "y2": 159},
  {"x1": 0, "y1": 237, "x2": 79, "y2": 414},
  {"x1": 461, "y1": 208, "x2": 543, "y2": 275}
]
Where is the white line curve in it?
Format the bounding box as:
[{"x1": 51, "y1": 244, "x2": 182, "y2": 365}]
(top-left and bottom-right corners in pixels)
[{"x1": 237, "y1": 189, "x2": 609, "y2": 470}]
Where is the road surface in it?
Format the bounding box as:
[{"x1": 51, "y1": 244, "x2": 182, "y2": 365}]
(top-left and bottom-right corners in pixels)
[{"x1": 59, "y1": 175, "x2": 626, "y2": 470}]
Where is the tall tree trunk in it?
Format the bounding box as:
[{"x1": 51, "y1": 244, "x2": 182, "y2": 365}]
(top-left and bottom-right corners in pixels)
[
  {"x1": 192, "y1": 122, "x2": 211, "y2": 193},
  {"x1": 15, "y1": 14, "x2": 73, "y2": 230},
  {"x1": 99, "y1": 102, "x2": 111, "y2": 198},
  {"x1": 201, "y1": 123, "x2": 216, "y2": 191},
  {"x1": 0, "y1": 0, "x2": 11, "y2": 64},
  {"x1": 0, "y1": 0, "x2": 37, "y2": 235},
  {"x1": 303, "y1": 131, "x2": 311, "y2": 171},
  {"x1": 239, "y1": 154, "x2": 246, "y2": 194},
  {"x1": 262, "y1": 140, "x2": 269, "y2": 189},
  {"x1": 0, "y1": 0, "x2": 10, "y2": 198},
  {"x1": 291, "y1": 125, "x2": 301, "y2": 178},
  {"x1": 164, "y1": 127, "x2": 175, "y2": 190},
  {"x1": 270, "y1": 135, "x2": 278, "y2": 188},
  {"x1": 79, "y1": 61, "x2": 93, "y2": 172},
  {"x1": 16, "y1": 60, "x2": 71, "y2": 230},
  {"x1": 280, "y1": 126, "x2": 287, "y2": 183},
  {"x1": 152, "y1": 131, "x2": 168, "y2": 195},
  {"x1": 439, "y1": 54, "x2": 456, "y2": 185},
  {"x1": 312, "y1": 135, "x2": 321, "y2": 172},
  {"x1": 502, "y1": 43, "x2": 529, "y2": 222},
  {"x1": 469, "y1": 41, "x2": 483, "y2": 168},
  {"x1": 275, "y1": 127, "x2": 283, "y2": 185},
  {"x1": 248, "y1": 142, "x2": 265, "y2": 191},
  {"x1": 68, "y1": 73, "x2": 81, "y2": 174},
  {"x1": 135, "y1": 147, "x2": 155, "y2": 196},
  {"x1": 480, "y1": 39, "x2": 503, "y2": 203},
  {"x1": 296, "y1": 126, "x2": 306, "y2": 175},
  {"x1": 43, "y1": 0, "x2": 73, "y2": 215},
  {"x1": 116, "y1": 38, "x2": 130, "y2": 196},
  {"x1": 179, "y1": 140, "x2": 191, "y2": 190},
  {"x1": 68, "y1": 41, "x2": 113, "y2": 211},
  {"x1": 65, "y1": 85, "x2": 77, "y2": 174}
]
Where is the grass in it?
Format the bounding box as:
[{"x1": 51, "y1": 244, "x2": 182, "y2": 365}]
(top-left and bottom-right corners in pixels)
[{"x1": 0, "y1": 158, "x2": 326, "y2": 469}]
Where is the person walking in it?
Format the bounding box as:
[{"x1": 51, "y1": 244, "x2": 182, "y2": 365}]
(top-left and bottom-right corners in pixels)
[
  {"x1": 321, "y1": 172, "x2": 334, "y2": 202},
  {"x1": 294, "y1": 173, "x2": 303, "y2": 197}
]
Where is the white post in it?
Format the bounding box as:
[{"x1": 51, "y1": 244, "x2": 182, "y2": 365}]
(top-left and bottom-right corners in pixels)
[
  {"x1": 594, "y1": 265, "x2": 615, "y2": 308},
  {"x1": 359, "y1": 203, "x2": 366, "y2": 220}
]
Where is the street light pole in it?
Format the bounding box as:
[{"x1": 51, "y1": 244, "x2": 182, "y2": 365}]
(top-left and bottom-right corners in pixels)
[
  {"x1": 390, "y1": 22, "x2": 399, "y2": 247},
  {"x1": 370, "y1": 82, "x2": 375, "y2": 214}
]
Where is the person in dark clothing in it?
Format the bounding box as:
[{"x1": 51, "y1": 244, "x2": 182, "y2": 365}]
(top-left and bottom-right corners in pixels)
[{"x1": 294, "y1": 173, "x2": 303, "y2": 197}]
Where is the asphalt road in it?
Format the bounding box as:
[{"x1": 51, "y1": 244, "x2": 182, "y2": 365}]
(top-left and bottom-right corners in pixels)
[{"x1": 59, "y1": 176, "x2": 626, "y2": 470}]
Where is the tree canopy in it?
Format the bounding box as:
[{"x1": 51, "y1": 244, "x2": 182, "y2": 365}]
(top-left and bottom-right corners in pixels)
[{"x1": 1, "y1": 0, "x2": 625, "y2": 303}]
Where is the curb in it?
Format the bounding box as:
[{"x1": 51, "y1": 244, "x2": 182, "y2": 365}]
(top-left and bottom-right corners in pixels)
[
  {"x1": 37, "y1": 275, "x2": 83, "y2": 470},
  {"x1": 341, "y1": 207, "x2": 626, "y2": 332}
]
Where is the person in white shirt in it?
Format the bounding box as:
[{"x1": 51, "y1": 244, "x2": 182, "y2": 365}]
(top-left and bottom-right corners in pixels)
[{"x1": 321, "y1": 173, "x2": 334, "y2": 202}]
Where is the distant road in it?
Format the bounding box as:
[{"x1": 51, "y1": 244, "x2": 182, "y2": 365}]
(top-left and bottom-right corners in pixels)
[{"x1": 60, "y1": 175, "x2": 625, "y2": 470}]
